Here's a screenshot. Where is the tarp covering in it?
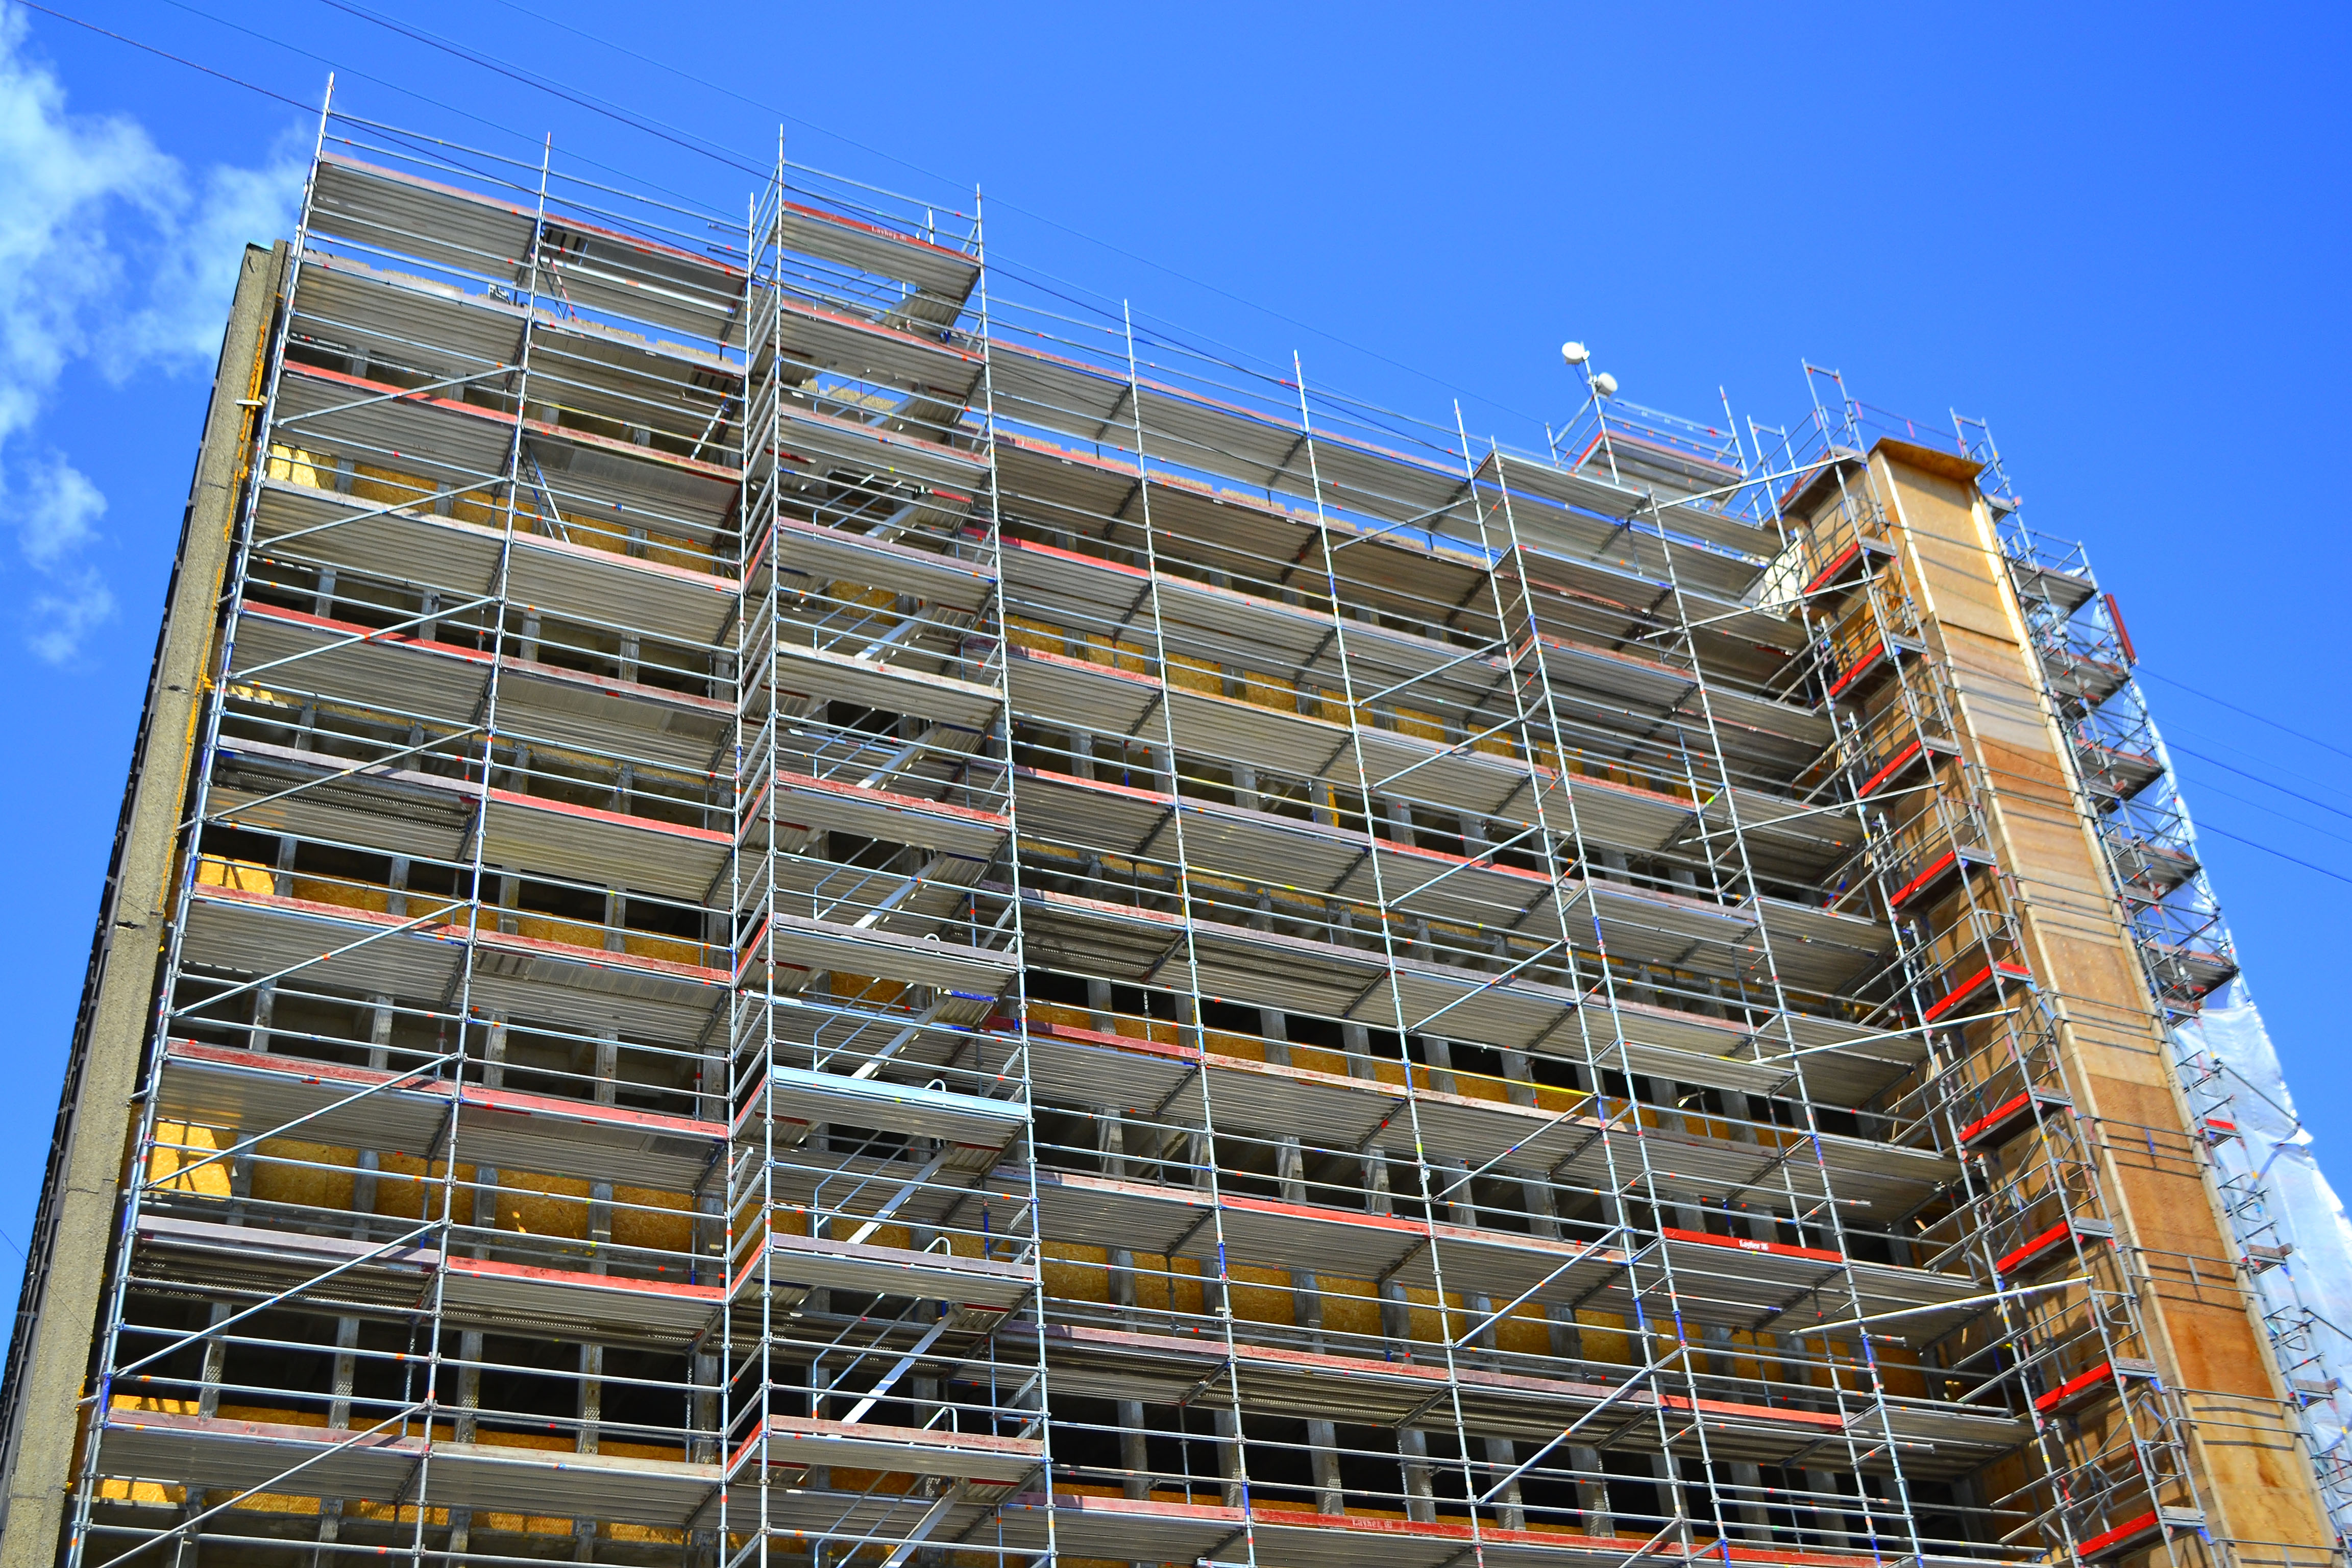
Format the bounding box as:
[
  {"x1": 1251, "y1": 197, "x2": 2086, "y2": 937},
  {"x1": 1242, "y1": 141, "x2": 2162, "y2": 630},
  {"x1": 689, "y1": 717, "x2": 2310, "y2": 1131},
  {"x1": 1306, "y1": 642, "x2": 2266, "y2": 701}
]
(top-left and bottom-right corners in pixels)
[{"x1": 2171, "y1": 984, "x2": 2352, "y2": 1526}]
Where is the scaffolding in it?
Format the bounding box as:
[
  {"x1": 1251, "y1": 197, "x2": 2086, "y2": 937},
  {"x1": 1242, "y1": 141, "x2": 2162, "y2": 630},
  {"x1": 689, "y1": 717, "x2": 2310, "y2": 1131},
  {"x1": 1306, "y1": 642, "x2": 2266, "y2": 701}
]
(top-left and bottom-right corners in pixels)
[
  {"x1": 1976, "y1": 431, "x2": 2352, "y2": 1545},
  {"x1": 8, "y1": 102, "x2": 2340, "y2": 1568}
]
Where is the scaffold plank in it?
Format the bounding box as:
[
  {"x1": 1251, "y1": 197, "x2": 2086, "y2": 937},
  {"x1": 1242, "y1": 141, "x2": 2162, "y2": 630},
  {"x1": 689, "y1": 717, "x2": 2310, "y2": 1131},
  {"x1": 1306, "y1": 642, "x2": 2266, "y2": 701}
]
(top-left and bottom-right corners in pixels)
[{"x1": 155, "y1": 1039, "x2": 724, "y2": 1191}]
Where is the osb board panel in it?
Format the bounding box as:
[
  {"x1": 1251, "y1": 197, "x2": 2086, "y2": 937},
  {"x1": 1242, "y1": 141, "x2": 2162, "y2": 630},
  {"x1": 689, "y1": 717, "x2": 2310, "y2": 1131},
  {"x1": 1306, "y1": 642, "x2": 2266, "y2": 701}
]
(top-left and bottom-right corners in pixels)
[
  {"x1": 1876, "y1": 447, "x2": 2333, "y2": 1555},
  {"x1": 1877, "y1": 453, "x2": 2016, "y2": 643}
]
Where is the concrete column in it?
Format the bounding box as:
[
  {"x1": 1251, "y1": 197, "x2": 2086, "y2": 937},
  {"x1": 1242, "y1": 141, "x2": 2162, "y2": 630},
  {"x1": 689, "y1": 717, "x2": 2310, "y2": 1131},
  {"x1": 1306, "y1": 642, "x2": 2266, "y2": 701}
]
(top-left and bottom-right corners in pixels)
[
  {"x1": 471, "y1": 1167, "x2": 500, "y2": 1259},
  {"x1": 1292, "y1": 1272, "x2": 1323, "y2": 1349},
  {"x1": 226, "y1": 1150, "x2": 253, "y2": 1229},
  {"x1": 587, "y1": 1181, "x2": 613, "y2": 1276},
  {"x1": 1231, "y1": 756, "x2": 1260, "y2": 812},
  {"x1": 482, "y1": 1013, "x2": 507, "y2": 1091},
  {"x1": 1572, "y1": 1444, "x2": 1612, "y2": 1536},
  {"x1": 1185, "y1": 1125, "x2": 1213, "y2": 1193},
  {"x1": 1462, "y1": 1289, "x2": 1500, "y2": 1369},
  {"x1": 349, "y1": 1151, "x2": 380, "y2": 1241},
  {"x1": 1397, "y1": 1426, "x2": 1436, "y2": 1522},
  {"x1": 1100, "y1": 1251, "x2": 1138, "y2": 1316},
  {"x1": 1117, "y1": 1399, "x2": 1150, "y2": 1501},
  {"x1": 1280, "y1": 1128, "x2": 1319, "y2": 1345},
  {"x1": 195, "y1": 1304, "x2": 231, "y2": 1419},
  {"x1": 1211, "y1": 1407, "x2": 1245, "y2": 1507},
  {"x1": 593, "y1": 1029, "x2": 620, "y2": 1105},
  {"x1": 1500, "y1": 1048, "x2": 1537, "y2": 1106},
  {"x1": 1184, "y1": 1122, "x2": 1222, "y2": 1319},
  {"x1": 1277, "y1": 1137, "x2": 1308, "y2": 1204},
  {"x1": 603, "y1": 890, "x2": 628, "y2": 954},
  {"x1": 1486, "y1": 1435, "x2": 1527, "y2": 1531},
  {"x1": 1380, "y1": 1282, "x2": 1413, "y2": 1354},
  {"x1": 454, "y1": 1330, "x2": 482, "y2": 1442},
  {"x1": 1646, "y1": 1451, "x2": 1689, "y2": 1545},
  {"x1": 576, "y1": 1342, "x2": 605, "y2": 1454},
  {"x1": 1805, "y1": 1468, "x2": 1858, "y2": 1550},
  {"x1": 1459, "y1": 801, "x2": 1493, "y2": 859},
  {"x1": 1258, "y1": 1008, "x2": 1289, "y2": 1067},
  {"x1": 1724, "y1": 1459, "x2": 1772, "y2": 1542},
  {"x1": 1643, "y1": 1077, "x2": 1710, "y2": 1234},
  {"x1": 1308, "y1": 1419, "x2": 1344, "y2": 1514},
  {"x1": 700, "y1": 1038, "x2": 726, "y2": 1124},
  {"x1": 574, "y1": 1343, "x2": 603, "y2": 1558},
  {"x1": 1361, "y1": 1145, "x2": 1394, "y2": 1216},
  {"x1": 1522, "y1": 1173, "x2": 1561, "y2": 1239},
  {"x1": 494, "y1": 868, "x2": 521, "y2": 936},
  {"x1": 1715, "y1": 1087, "x2": 1777, "y2": 1244},
  {"x1": 365, "y1": 994, "x2": 394, "y2": 1072},
  {"x1": 1102, "y1": 1116, "x2": 1139, "y2": 1315},
  {"x1": 249, "y1": 983, "x2": 277, "y2": 1056},
  {"x1": 1434, "y1": 1153, "x2": 1477, "y2": 1228},
  {"x1": 1548, "y1": 1305, "x2": 1585, "y2": 1370},
  {"x1": 314, "y1": 1315, "x2": 362, "y2": 1556},
  {"x1": 447, "y1": 1327, "x2": 484, "y2": 1558},
  {"x1": 691, "y1": 1349, "x2": 720, "y2": 1463},
  {"x1": 1419, "y1": 1035, "x2": 1456, "y2": 1095}
]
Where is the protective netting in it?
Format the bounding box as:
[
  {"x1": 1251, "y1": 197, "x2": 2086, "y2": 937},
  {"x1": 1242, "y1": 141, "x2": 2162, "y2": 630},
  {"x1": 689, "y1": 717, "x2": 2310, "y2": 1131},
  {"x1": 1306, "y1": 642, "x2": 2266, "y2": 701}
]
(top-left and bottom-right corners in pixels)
[{"x1": 2172, "y1": 987, "x2": 2352, "y2": 1520}]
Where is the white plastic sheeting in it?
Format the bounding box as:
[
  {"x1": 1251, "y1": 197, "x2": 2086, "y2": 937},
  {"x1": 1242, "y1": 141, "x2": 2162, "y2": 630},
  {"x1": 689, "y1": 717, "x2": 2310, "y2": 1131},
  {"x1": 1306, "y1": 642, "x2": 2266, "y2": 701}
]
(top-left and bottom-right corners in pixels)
[{"x1": 2170, "y1": 984, "x2": 2352, "y2": 1524}]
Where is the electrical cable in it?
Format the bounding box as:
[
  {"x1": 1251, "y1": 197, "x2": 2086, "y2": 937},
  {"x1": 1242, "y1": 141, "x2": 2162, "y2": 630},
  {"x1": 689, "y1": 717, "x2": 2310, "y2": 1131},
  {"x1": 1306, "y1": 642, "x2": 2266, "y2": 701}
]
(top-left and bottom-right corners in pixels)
[
  {"x1": 2171, "y1": 774, "x2": 2352, "y2": 853},
  {"x1": 18, "y1": 0, "x2": 736, "y2": 220},
  {"x1": 2190, "y1": 822, "x2": 2352, "y2": 888},
  {"x1": 28, "y1": 0, "x2": 1566, "y2": 448},
  {"x1": 310, "y1": 0, "x2": 769, "y2": 182},
  {"x1": 2143, "y1": 667, "x2": 2352, "y2": 766},
  {"x1": 306, "y1": 0, "x2": 1556, "y2": 425},
  {"x1": 29, "y1": 0, "x2": 2346, "y2": 901},
  {"x1": 144, "y1": 0, "x2": 596, "y2": 179},
  {"x1": 2159, "y1": 716, "x2": 2352, "y2": 809},
  {"x1": 2168, "y1": 741, "x2": 2352, "y2": 822},
  {"x1": 5, "y1": 0, "x2": 316, "y2": 110}
]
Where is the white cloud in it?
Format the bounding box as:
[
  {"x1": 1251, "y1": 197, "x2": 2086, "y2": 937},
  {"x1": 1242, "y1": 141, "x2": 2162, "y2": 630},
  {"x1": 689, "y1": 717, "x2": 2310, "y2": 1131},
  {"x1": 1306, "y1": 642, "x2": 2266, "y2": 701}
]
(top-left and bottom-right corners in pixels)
[
  {"x1": 27, "y1": 565, "x2": 112, "y2": 665},
  {"x1": 14, "y1": 452, "x2": 102, "y2": 571},
  {"x1": 107, "y1": 140, "x2": 309, "y2": 381},
  {"x1": 0, "y1": 8, "x2": 302, "y2": 663}
]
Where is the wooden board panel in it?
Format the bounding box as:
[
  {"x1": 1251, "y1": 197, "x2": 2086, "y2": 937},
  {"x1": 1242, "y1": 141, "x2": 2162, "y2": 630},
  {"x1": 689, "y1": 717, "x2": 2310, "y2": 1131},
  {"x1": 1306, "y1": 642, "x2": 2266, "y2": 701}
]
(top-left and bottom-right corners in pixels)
[{"x1": 1874, "y1": 443, "x2": 2334, "y2": 1560}]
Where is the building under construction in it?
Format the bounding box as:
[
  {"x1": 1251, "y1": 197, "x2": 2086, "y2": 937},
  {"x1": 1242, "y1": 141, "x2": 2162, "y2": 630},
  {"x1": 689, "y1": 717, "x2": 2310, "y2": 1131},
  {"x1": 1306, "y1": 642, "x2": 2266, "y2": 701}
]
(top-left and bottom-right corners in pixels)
[{"x1": 0, "y1": 110, "x2": 2342, "y2": 1568}]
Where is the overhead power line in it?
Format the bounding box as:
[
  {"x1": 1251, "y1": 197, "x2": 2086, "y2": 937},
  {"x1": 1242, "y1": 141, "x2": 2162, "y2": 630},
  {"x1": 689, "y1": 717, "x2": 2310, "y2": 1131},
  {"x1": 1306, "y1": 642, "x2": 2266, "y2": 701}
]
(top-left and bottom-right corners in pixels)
[
  {"x1": 295, "y1": 0, "x2": 1552, "y2": 423},
  {"x1": 2194, "y1": 822, "x2": 2352, "y2": 888},
  {"x1": 2144, "y1": 667, "x2": 2352, "y2": 766},
  {"x1": 6, "y1": 0, "x2": 315, "y2": 110},
  {"x1": 2168, "y1": 741, "x2": 2352, "y2": 823},
  {"x1": 17, "y1": 0, "x2": 2351, "y2": 904}
]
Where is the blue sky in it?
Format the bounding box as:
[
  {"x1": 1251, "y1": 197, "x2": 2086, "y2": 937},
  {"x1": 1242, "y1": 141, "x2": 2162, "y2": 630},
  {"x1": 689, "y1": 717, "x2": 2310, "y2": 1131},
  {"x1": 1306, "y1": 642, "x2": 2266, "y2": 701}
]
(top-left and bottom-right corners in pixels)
[{"x1": 1, "y1": 2, "x2": 2347, "y2": 1296}]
